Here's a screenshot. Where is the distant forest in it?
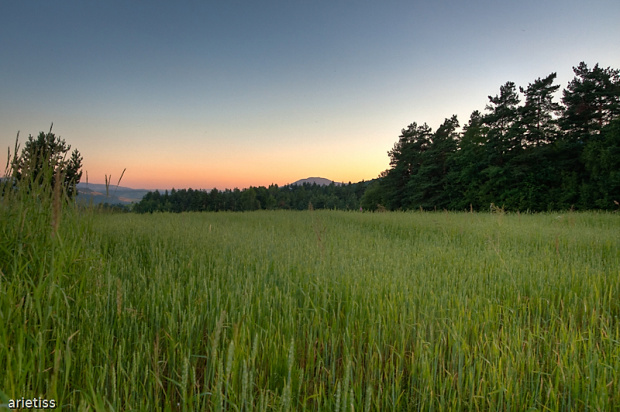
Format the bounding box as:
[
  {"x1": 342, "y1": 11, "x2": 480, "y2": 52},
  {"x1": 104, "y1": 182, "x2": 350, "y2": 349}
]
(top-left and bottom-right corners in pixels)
[
  {"x1": 135, "y1": 62, "x2": 619, "y2": 213},
  {"x1": 133, "y1": 181, "x2": 369, "y2": 213}
]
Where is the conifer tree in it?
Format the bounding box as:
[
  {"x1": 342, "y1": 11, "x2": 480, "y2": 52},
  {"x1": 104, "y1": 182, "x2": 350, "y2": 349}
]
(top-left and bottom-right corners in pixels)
[{"x1": 10, "y1": 125, "x2": 83, "y2": 199}]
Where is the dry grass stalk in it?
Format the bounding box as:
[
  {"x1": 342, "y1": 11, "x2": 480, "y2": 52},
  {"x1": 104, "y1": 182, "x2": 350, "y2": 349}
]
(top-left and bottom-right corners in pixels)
[{"x1": 104, "y1": 168, "x2": 127, "y2": 199}]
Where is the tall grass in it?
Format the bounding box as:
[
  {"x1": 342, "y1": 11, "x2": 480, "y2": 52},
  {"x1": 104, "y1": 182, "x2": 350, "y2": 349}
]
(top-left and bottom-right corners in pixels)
[
  {"x1": 1, "y1": 141, "x2": 96, "y2": 409},
  {"x1": 1, "y1": 163, "x2": 619, "y2": 411}
]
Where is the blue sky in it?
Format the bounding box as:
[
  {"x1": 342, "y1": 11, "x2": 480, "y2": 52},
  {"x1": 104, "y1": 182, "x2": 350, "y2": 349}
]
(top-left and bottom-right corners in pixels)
[{"x1": 1, "y1": 1, "x2": 619, "y2": 189}]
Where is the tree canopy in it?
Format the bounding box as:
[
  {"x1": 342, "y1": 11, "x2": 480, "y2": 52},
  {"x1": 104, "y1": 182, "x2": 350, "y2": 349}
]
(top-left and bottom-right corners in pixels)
[
  {"x1": 131, "y1": 61, "x2": 619, "y2": 214},
  {"x1": 8, "y1": 125, "x2": 83, "y2": 199},
  {"x1": 133, "y1": 181, "x2": 370, "y2": 213},
  {"x1": 370, "y1": 62, "x2": 620, "y2": 211}
]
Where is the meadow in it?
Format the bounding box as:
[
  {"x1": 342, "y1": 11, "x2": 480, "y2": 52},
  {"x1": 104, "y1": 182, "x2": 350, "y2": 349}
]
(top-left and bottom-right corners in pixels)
[{"x1": 1, "y1": 193, "x2": 619, "y2": 410}]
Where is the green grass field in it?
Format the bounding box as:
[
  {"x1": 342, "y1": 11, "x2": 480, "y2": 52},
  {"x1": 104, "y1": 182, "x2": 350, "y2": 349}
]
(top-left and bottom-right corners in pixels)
[{"x1": 1, "y1": 198, "x2": 619, "y2": 410}]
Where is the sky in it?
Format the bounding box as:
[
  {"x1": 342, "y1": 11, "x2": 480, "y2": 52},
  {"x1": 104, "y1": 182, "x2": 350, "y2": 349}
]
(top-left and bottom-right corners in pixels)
[{"x1": 1, "y1": 1, "x2": 619, "y2": 190}]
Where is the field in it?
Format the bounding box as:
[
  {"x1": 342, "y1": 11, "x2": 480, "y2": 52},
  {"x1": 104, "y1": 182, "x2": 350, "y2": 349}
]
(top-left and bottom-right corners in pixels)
[{"x1": 1, "y1": 200, "x2": 619, "y2": 410}]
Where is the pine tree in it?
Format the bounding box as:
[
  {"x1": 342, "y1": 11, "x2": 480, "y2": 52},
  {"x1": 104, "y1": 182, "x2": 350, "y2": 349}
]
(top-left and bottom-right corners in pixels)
[
  {"x1": 519, "y1": 73, "x2": 562, "y2": 146},
  {"x1": 561, "y1": 62, "x2": 620, "y2": 142},
  {"x1": 484, "y1": 82, "x2": 522, "y2": 166},
  {"x1": 383, "y1": 122, "x2": 433, "y2": 209},
  {"x1": 406, "y1": 115, "x2": 459, "y2": 209},
  {"x1": 10, "y1": 126, "x2": 83, "y2": 199}
]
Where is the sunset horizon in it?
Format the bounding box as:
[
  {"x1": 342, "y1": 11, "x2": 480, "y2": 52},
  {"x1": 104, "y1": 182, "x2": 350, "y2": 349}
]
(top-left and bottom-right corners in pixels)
[{"x1": 2, "y1": 1, "x2": 619, "y2": 190}]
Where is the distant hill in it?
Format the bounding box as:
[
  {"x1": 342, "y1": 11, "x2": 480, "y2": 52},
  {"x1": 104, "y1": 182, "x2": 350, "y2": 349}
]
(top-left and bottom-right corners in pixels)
[
  {"x1": 291, "y1": 177, "x2": 342, "y2": 186},
  {"x1": 76, "y1": 177, "x2": 345, "y2": 205},
  {"x1": 76, "y1": 183, "x2": 151, "y2": 205}
]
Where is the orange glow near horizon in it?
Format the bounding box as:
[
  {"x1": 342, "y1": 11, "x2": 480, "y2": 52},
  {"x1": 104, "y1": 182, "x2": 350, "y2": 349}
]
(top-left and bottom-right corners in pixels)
[
  {"x1": 82, "y1": 153, "x2": 386, "y2": 190},
  {"x1": 3, "y1": 1, "x2": 620, "y2": 198},
  {"x1": 79, "y1": 131, "x2": 390, "y2": 190},
  {"x1": 84, "y1": 164, "x2": 385, "y2": 191}
]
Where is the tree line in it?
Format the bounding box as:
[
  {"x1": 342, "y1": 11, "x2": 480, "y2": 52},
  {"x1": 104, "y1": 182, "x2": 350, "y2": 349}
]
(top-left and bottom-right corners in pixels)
[
  {"x1": 9, "y1": 62, "x2": 616, "y2": 213},
  {"x1": 360, "y1": 62, "x2": 620, "y2": 211},
  {"x1": 133, "y1": 181, "x2": 369, "y2": 213}
]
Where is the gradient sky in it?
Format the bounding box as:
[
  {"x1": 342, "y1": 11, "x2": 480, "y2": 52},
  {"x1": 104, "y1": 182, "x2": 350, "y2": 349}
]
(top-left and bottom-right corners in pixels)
[{"x1": 2, "y1": 1, "x2": 619, "y2": 190}]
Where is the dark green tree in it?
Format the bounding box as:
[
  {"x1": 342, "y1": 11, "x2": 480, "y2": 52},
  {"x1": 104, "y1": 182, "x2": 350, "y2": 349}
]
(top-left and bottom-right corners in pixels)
[
  {"x1": 451, "y1": 110, "x2": 488, "y2": 209},
  {"x1": 557, "y1": 63, "x2": 620, "y2": 208},
  {"x1": 369, "y1": 62, "x2": 620, "y2": 212},
  {"x1": 383, "y1": 122, "x2": 433, "y2": 209},
  {"x1": 484, "y1": 81, "x2": 522, "y2": 164},
  {"x1": 208, "y1": 188, "x2": 222, "y2": 211},
  {"x1": 406, "y1": 115, "x2": 459, "y2": 209},
  {"x1": 480, "y1": 82, "x2": 522, "y2": 206},
  {"x1": 493, "y1": 73, "x2": 563, "y2": 210},
  {"x1": 360, "y1": 180, "x2": 385, "y2": 211},
  {"x1": 581, "y1": 118, "x2": 620, "y2": 208},
  {"x1": 10, "y1": 126, "x2": 83, "y2": 199},
  {"x1": 561, "y1": 62, "x2": 620, "y2": 141},
  {"x1": 240, "y1": 187, "x2": 260, "y2": 210},
  {"x1": 519, "y1": 73, "x2": 562, "y2": 146}
]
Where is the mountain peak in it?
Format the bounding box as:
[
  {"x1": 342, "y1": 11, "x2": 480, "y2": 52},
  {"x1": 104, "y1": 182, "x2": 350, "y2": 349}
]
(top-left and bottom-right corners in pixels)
[{"x1": 291, "y1": 177, "x2": 341, "y2": 186}]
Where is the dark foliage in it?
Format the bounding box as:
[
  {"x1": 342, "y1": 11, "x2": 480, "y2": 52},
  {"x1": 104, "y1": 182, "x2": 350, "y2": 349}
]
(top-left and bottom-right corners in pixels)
[
  {"x1": 134, "y1": 181, "x2": 370, "y2": 213},
  {"x1": 134, "y1": 62, "x2": 619, "y2": 214},
  {"x1": 8, "y1": 125, "x2": 83, "y2": 199},
  {"x1": 373, "y1": 62, "x2": 620, "y2": 211}
]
